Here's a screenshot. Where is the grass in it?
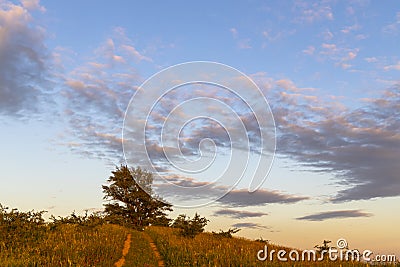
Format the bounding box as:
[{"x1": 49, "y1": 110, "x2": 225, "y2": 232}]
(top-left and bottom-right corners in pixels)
[
  {"x1": 146, "y1": 226, "x2": 384, "y2": 267},
  {"x1": 0, "y1": 224, "x2": 158, "y2": 266},
  {"x1": 1, "y1": 223, "x2": 397, "y2": 266},
  {"x1": 0, "y1": 205, "x2": 397, "y2": 267}
]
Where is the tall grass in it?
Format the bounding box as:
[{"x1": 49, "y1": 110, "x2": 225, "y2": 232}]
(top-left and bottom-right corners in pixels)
[
  {"x1": 0, "y1": 224, "x2": 129, "y2": 266},
  {"x1": 146, "y1": 226, "x2": 374, "y2": 267},
  {"x1": 0, "y1": 205, "x2": 158, "y2": 266},
  {"x1": 0, "y1": 205, "x2": 396, "y2": 266}
]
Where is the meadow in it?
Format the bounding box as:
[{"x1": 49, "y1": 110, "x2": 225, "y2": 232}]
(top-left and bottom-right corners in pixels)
[
  {"x1": 1, "y1": 205, "x2": 398, "y2": 266},
  {"x1": 145, "y1": 226, "x2": 377, "y2": 267}
]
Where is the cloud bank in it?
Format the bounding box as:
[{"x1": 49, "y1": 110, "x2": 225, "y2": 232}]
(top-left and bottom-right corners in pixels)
[
  {"x1": 296, "y1": 210, "x2": 373, "y2": 221},
  {"x1": 0, "y1": 0, "x2": 51, "y2": 117}
]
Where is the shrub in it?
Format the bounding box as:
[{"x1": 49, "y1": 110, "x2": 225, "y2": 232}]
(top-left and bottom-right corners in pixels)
[
  {"x1": 212, "y1": 228, "x2": 240, "y2": 238},
  {"x1": 171, "y1": 213, "x2": 208, "y2": 238},
  {"x1": 50, "y1": 210, "x2": 105, "y2": 229},
  {"x1": 0, "y1": 204, "x2": 47, "y2": 248}
]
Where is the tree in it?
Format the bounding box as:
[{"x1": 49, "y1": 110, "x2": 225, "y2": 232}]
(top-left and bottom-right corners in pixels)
[
  {"x1": 314, "y1": 240, "x2": 333, "y2": 257},
  {"x1": 171, "y1": 213, "x2": 208, "y2": 238},
  {"x1": 102, "y1": 165, "x2": 172, "y2": 229},
  {"x1": 212, "y1": 228, "x2": 240, "y2": 238}
]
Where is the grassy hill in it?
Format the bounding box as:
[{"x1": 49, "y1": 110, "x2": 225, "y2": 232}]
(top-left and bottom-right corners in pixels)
[
  {"x1": 1, "y1": 205, "x2": 396, "y2": 266},
  {"x1": 1, "y1": 222, "x2": 385, "y2": 266}
]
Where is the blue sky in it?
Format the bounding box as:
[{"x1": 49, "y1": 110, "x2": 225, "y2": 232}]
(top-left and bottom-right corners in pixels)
[{"x1": 1, "y1": 0, "x2": 399, "y2": 256}]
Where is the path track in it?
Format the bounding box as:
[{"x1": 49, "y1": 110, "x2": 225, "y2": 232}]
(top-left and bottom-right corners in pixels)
[
  {"x1": 114, "y1": 233, "x2": 132, "y2": 267},
  {"x1": 143, "y1": 232, "x2": 165, "y2": 267},
  {"x1": 114, "y1": 231, "x2": 165, "y2": 267}
]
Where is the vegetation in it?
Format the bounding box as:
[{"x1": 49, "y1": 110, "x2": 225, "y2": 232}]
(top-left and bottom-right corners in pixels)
[
  {"x1": 0, "y1": 166, "x2": 395, "y2": 266},
  {"x1": 0, "y1": 205, "x2": 157, "y2": 266},
  {"x1": 212, "y1": 227, "x2": 241, "y2": 238},
  {"x1": 314, "y1": 239, "x2": 333, "y2": 254},
  {"x1": 0, "y1": 205, "x2": 390, "y2": 266},
  {"x1": 102, "y1": 165, "x2": 172, "y2": 230},
  {"x1": 145, "y1": 226, "x2": 374, "y2": 266},
  {"x1": 171, "y1": 213, "x2": 208, "y2": 238}
]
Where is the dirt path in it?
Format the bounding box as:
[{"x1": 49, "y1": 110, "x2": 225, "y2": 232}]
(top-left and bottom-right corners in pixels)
[
  {"x1": 114, "y1": 233, "x2": 132, "y2": 267},
  {"x1": 143, "y1": 232, "x2": 165, "y2": 267}
]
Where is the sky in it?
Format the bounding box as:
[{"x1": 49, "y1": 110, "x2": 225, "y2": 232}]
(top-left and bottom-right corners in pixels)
[{"x1": 1, "y1": 0, "x2": 399, "y2": 258}]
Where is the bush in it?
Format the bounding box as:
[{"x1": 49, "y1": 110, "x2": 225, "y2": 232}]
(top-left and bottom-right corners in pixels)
[
  {"x1": 0, "y1": 204, "x2": 48, "y2": 249},
  {"x1": 50, "y1": 210, "x2": 105, "y2": 229},
  {"x1": 212, "y1": 228, "x2": 240, "y2": 238},
  {"x1": 171, "y1": 213, "x2": 208, "y2": 238}
]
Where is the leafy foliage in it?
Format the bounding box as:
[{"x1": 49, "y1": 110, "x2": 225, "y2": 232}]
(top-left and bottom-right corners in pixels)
[
  {"x1": 0, "y1": 204, "x2": 159, "y2": 266},
  {"x1": 314, "y1": 240, "x2": 333, "y2": 254},
  {"x1": 171, "y1": 213, "x2": 208, "y2": 238},
  {"x1": 102, "y1": 165, "x2": 172, "y2": 229},
  {"x1": 0, "y1": 204, "x2": 47, "y2": 248},
  {"x1": 50, "y1": 210, "x2": 105, "y2": 229},
  {"x1": 212, "y1": 227, "x2": 241, "y2": 238}
]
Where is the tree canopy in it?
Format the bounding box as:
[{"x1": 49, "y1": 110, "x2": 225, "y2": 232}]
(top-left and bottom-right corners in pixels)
[{"x1": 102, "y1": 165, "x2": 172, "y2": 229}]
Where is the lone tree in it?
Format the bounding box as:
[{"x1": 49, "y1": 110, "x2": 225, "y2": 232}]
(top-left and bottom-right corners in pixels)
[{"x1": 102, "y1": 165, "x2": 172, "y2": 229}]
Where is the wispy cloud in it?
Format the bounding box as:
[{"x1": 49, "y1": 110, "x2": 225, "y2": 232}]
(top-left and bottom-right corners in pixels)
[
  {"x1": 318, "y1": 43, "x2": 359, "y2": 69},
  {"x1": 293, "y1": 0, "x2": 334, "y2": 23},
  {"x1": 382, "y1": 12, "x2": 400, "y2": 35},
  {"x1": 302, "y1": 46, "x2": 315, "y2": 55},
  {"x1": 232, "y1": 222, "x2": 270, "y2": 229},
  {"x1": 237, "y1": 38, "x2": 252, "y2": 49},
  {"x1": 229, "y1": 27, "x2": 252, "y2": 49},
  {"x1": 296, "y1": 210, "x2": 373, "y2": 221},
  {"x1": 213, "y1": 209, "x2": 268, "y2": 219},
  {"x1": 383, "y1": 61, "x2": 400, "y2": 71},
  {"x1": 217, "y1": 189, "x2": 309, "y2": 207},
  {"x1": 60, "y1": 28, "x2": 143, "y2": 162},
  {"x1": 341, "y1": 23, "x2": 361, "y2": 34},
  {"x1": 230, "y1": 28, "x2": 238, "y2": 38}
]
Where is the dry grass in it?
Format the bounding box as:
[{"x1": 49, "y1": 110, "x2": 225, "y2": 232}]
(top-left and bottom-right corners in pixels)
[
  {"x1": 146, "y1": 226, "x2": 376, "y2": 267},
  {"x1": 0, "y1": 224, "x2": 158, "y2": 266}
]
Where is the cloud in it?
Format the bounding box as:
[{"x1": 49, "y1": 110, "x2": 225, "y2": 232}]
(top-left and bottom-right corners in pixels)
[
  {"x1": 237, "y1": 38, "x2": 252, "y2": 49},
  {"x1": 293, "y1": 1, "x2": 334, "y2": 23},
  {"x1": 341, "y1": 24, "x2": 360, "y2": 34},
  {"x1": 382, "y1": 12, "x2": 400, "y2": 34},
  {"x1": 318, "y1": 43, "x2": 359, "y2": 69},
  {"x1": 217, "y1": 189, "x2": 309, "y2": 207},
  {"x1": 21, "y1": 0, "x2": 45, "y2": 12},
  {"x1": 364, "y1": 57, "x2": 378, "y2": 63},
  {"x1": 262, "y1": 29, "x2": 296, "y2": 43},
  {"x1": 321, "y1": 43, "x2": 338, "y2": 55},
  {"x1": 213, "y1": 209, "x2": 268, "y2": 219},
  {"x1": 229, "y1": 27, "x2": 251, "y2": 49},
  {"x1": 322, "y1": 29, "x2": 334, "y2": 40},
  {"x1": 384, "y1": 61, "x2": 400, "y2": 71},
  {"x1": 303, "y1": 46, "x2": 315, "y2": 55},
  {"x1": 0, "y1": 0, "x2": 52, "y2": 117},
  {"x1": 230, "y1": 28, "x2": 238, "y2": 38},
  {"x1": 60, "y1": 28, "x2": 143, "y2": 162},
  {"x1": 267, "y1": 77, "x2": 400, "y2": 202},
  {"x1": 296, "y1": 210, "x2": 373, "y2": 221},
  {"x1": 232, "y1": 222, "x2": 270, "y2": 229},
  {"x1": 121, "y1": 44, "x2": 152, "y2": 62}
]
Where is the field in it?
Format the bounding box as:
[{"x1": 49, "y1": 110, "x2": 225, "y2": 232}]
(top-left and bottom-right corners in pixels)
[
  {"x1": 2, "y1": 220, "x2": 397, "y2": 267},
  {"x1": 0, "y1": 223, "x2": 159, "y2": 266},
  {"x1": 0, "y1": 205, "x2": 397, "y2": 267}
]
